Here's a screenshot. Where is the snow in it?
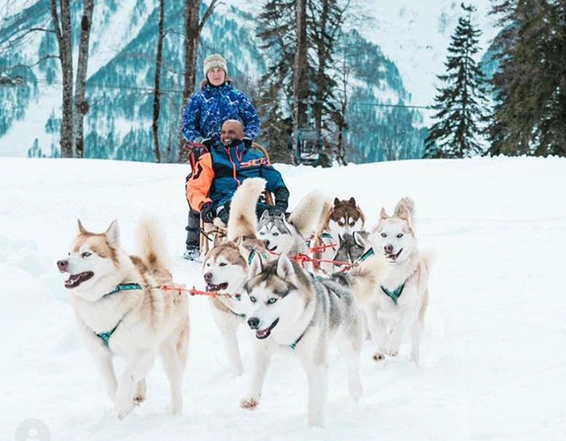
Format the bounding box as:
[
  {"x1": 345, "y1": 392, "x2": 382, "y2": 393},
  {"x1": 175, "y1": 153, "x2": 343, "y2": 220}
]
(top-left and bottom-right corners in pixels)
[{"x1": 1, "y1": 156, "x2": 565, "y2": 440}]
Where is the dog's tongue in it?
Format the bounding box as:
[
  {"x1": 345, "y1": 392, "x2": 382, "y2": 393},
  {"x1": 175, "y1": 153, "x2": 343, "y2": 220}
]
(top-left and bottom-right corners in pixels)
[
  {"x1": 64, "y1": 272, "x2": 93, "y2": 289},
  {"x1": 256, "y1": 329, "x2": 271, "y2": 339},
  {"x1": 65, "y1": 274, "x2": 82, "y2": 288}
]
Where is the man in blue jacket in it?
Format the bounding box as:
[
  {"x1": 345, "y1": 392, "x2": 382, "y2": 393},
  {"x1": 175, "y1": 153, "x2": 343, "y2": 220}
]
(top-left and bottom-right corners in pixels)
[{"x1": 186, "y1": 120, "x2": 290, "y2": 251}]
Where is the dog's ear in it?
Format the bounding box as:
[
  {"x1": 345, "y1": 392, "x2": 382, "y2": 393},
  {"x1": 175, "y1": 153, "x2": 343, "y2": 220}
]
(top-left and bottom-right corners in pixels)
[
  {"x1": 104, "y1": 220, "x2": 120, "y2": 247},
  {"x1": 349, "y1": 197, "x2": 357, "y2": 207},
  {"x1": 333, "y1": 197, "x2": 340, "y2": 206},
  {"x1": 353, "y1": 231, "x2": 367, "y2": 248},
  {"x1": 77, "y1": 219, "x2": 87, "y2": 234},
  {"x1": 260, "y1": 210, "x2": 270, "y2": 222},
  {"x1": 248, "y1": 253, "x2": 263, "y2": 277},
  {"x1": 380, "y1": 208, "x2": 389, "y2": 219},
  {"x1": 276, "y1": 254, "x2": 294, "y2": 279}
]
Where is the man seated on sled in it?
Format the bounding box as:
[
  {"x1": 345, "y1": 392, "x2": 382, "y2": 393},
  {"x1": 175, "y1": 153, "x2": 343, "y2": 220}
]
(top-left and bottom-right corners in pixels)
[{"x1": 186, "y1": 119, "x2": 290, "y2": 235}]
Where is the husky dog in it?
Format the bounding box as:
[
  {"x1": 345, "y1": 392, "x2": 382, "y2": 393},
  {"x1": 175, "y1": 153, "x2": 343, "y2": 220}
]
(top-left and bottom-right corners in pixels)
[
  {"x1": 257, "y1": 191, "x2": 330, "y2": 257},
  {"x1": 240, "y1": 252, "x2": 387, "y2": 427},
  {"x1": 202, "y1": 178, "x2": 269, "y2": 375},
  {"x1": 333, "y1": 231, "x2": 371, "y2": 266},
  {"x1": 57, "y1": 219, "x2": 189, "y2": 419},
  {"x1": 314, "y1": 198, "x2": 366, "y2": 274},
  {"x1": 367, "y1": 197, "x2": 430, "y2": 364}
]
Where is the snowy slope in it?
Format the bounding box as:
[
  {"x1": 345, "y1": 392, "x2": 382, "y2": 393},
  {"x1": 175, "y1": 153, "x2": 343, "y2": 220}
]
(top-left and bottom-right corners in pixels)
[
  {"x1": 364, "y1": 0, "x2": 498, "y2": 119},
  {"x1": 1, "y1": 156, "x2": 565, "y2": 441}
]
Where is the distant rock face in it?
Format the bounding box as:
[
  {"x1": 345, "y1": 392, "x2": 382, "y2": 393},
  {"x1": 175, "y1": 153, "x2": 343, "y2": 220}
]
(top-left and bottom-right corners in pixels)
[{"x1": 0, "y1": 1, "x2": 426, "y2": 163}]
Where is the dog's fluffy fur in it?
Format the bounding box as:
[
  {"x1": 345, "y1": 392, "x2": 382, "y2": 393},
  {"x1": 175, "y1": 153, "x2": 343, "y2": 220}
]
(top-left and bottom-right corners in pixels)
[
  {"x1": 202, "y1": 178, "x2": 268, "y2": 375},
  {"x1": 241, "y1": 254, "x2": 371, "y2": 427},
  {"x1": 314, "y1": 197, "x2": 366, "y2": 274},
  {"x1": 258, "y1": 191, "x2": 330, "y2": 257},
  {"x1": 366, "y1": 197, "x2": 430, "y2": 364},
  {"x1": 57, "y1": 219, "x2": 189, "y2": 419}
]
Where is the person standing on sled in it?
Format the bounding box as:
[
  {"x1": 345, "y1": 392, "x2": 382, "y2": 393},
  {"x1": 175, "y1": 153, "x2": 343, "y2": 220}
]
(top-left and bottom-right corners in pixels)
[
  {"x1": 181, "y1": 53, "x2": 261, "y2": 261},
  {"x1": 186, "y1": 120, "x2": 290, "y2": 248}
]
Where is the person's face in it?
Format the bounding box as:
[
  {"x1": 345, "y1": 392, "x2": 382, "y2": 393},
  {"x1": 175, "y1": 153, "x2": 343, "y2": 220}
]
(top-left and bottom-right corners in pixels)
[
  {"x1": 221, "y1": 122, "x2": 244, "y2": 146},
  {"x1": 207, "y1": 67, "x2": 226, "y2": 86}
]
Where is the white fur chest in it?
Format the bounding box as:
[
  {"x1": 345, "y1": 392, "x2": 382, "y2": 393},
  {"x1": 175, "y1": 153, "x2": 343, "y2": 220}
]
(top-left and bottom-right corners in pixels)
[{"x1": 73, "y1": 294, "x2": 128, "y2": 334}]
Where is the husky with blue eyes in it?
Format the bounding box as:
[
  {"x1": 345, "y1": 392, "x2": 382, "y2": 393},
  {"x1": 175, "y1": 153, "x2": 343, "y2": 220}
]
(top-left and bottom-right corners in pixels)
[
  {"x1": 240, "y1": 254, "x2": 362, "y2": 427},
  {"x1": 368, "y1": 197, "x2": 431, "y2": 364},
  {"x1": 239, "y1": 251, "x2": 390, "y2": 427},
  {"x1": 257, "y1": 191, "x2": 330, "y2": 257}
]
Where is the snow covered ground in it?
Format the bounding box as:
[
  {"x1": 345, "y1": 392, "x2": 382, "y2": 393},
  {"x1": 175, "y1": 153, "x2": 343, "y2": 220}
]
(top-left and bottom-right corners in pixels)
[{"x1": 0, "y1": 156, "x2": 565, "y2": 441}]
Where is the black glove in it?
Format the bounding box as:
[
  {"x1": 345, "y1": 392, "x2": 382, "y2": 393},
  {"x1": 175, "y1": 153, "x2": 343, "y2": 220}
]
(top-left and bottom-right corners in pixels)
[
  {"x1": 273, "y1": 187, "x2": 290, "y2": 213},
  {"x1": 201, "y1": 202, "x2": 214, "y2": 223},
  {"x1": 195, "y1": 137, "x2": 214, "y2": 147},
  {"x1": 216, "y1": 204, "x2": 230, "y2": 225},
  {"x1": 267, "y1": 205, "x2": 285, "y2": 216}
]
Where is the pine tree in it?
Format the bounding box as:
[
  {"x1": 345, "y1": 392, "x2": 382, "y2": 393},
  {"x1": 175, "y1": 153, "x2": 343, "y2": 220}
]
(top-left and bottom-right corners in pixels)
[
  {"x1": 424, "y1": 4, "x2": 489, "y2": 158},
  {"x1": 489, "y1": 0, "x2": 566, "y2": 157},
  {"x1": 256, "y1": 0, "x2": 351, "y2": 165}
]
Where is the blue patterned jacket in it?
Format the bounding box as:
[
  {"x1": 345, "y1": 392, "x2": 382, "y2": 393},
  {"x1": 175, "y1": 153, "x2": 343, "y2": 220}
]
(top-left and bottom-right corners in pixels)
[{"x1": 181, "y1": 82, "x2": 261, "y2": 142}]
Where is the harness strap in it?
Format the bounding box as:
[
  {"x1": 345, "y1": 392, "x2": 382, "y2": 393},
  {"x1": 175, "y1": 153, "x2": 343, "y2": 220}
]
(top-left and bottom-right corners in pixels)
[
  {"x1": 102, "y1": 283, "x2": 143, "y2": 298},
  {"x1": 290, "y1": 327, "x2": 308, "y2": 350},
  {"x1": 96, "y1": 283, "x2": 144, "y2": 346},
  {"x1": 96, "y1": 320, "x2": 122, "y2": 347},
  {"x1": 380, "y1": 283, "x2": 406, "y2": 305},
  {"x1": 358, "y1": 247, "x2": 375, "y2": 263}
]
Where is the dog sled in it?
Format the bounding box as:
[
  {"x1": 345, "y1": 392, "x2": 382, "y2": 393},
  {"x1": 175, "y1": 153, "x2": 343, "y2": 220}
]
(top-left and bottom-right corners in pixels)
[{"x1": 187, "y1": 141, "x2": 274, "y2": 255}]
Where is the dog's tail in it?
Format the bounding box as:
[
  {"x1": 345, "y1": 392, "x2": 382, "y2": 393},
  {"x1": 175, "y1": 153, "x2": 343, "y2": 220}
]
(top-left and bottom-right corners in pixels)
[
  {"x1": 349, "y1": 254, "x2": 391, "y2": 305},
  {"x1": 227, "y1": 178, "x2": 266, "y2": 241},
  {"x1": 136, "y1": 217, "x2": 173, "y2": 284},
  {"x1": 289, "y1": 191, "x2": 331, "y2": 238},
  {"x1": 394, "y1": 197, "x2": 415, "y2": 220}
]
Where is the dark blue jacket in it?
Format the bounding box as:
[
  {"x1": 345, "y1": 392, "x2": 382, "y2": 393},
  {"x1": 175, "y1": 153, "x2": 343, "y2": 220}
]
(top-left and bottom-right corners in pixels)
[
  {"x1": 186, "y1": 140, "x2": 288, "y2": 212},
  {"x1": 181, "y1": 82, "x2": 261, "y2": 143}
]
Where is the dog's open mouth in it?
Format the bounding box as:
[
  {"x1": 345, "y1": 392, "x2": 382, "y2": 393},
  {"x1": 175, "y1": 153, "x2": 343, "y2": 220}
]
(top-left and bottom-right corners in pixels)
[
  {"x1": 64, "y1": 271, "x2": 94, "y2": 288},
  {"x1": 266, "y1": 244, "x2": 278, "y2": 252},
  {"x1": 255, "y1": 318, "x2": 279, "y2": 340},
  {"x1": 206, "y1": 282, "x2": 229, "y2": 292},
  {"x1": 386, "y1": 248, "x2": 403, "y2": 261}
]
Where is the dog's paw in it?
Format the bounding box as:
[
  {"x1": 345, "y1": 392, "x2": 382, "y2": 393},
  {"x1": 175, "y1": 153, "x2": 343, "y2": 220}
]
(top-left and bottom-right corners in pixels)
[
  {"x1": 349, "y1": 382, "x2": 363, "y2": 401},
  {"x1": 372, "y1": 352, "x2": 386, "y2": 362},
  {"x1": 114, "y1": 401, "x2": 135, "y2": 420},
  {"x1": 240, "y1": 396, "x2": 260, "y2": 410}
]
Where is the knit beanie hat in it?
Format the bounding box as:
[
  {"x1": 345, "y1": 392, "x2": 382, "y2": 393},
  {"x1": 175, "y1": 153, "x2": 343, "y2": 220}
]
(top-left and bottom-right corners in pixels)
[{"x1": 203, "y1": 54, "x2": 228, "y2": 76}]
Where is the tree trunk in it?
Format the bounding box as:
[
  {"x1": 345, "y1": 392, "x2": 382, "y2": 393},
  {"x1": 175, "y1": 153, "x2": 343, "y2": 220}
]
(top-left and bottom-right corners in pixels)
[
  {"x1": 50, "y1": 0, "x2": 74, "y2": 158},
  {"x1": 293, "y1": 0, "x2": 309, "y2": 164},
  {"x1": 178, "y1": 0, "x2": 219, "y2": 163},
  {"x1": 74, "y1": 0, "x2": 94, "y2": 159},
  {"x1": 152, "y1": 0, "x2": 165, "y2": 163}
]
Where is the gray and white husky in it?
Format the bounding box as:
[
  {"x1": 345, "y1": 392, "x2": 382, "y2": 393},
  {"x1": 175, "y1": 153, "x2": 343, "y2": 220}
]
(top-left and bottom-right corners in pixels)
[
  {"x1": 202, "y1": 178, "x2": 269, "y2": 375},
  {"x1": 257, "y1": 191, "x2": 330, "y2": 256},
  {"x1": 240, "y1": 252, "x2": 389, "y2": 427},
  {"x1": 367, "y1": 197, "x2": 431, "y2": 364},
  {"x1": 57, "y1": 219, "x2": 189, "y2": 419}
]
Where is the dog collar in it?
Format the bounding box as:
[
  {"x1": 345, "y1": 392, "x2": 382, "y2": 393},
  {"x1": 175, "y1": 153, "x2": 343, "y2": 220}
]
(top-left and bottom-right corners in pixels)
[
  {"x1": 103, "y1": 283, "x2": 143, "y2": 298},
  {"x1": 380, "y1": 282, "x2": 406, "y2": 305}
]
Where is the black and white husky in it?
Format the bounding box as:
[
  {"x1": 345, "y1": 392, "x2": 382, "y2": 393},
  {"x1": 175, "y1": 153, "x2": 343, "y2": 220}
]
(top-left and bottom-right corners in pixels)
[
  {"x1": 240, "y1": 252, "x2": 389, "y2": 427},
  {"x1": 257, "y1": 192, "x2": 330, "y2": 256}
]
